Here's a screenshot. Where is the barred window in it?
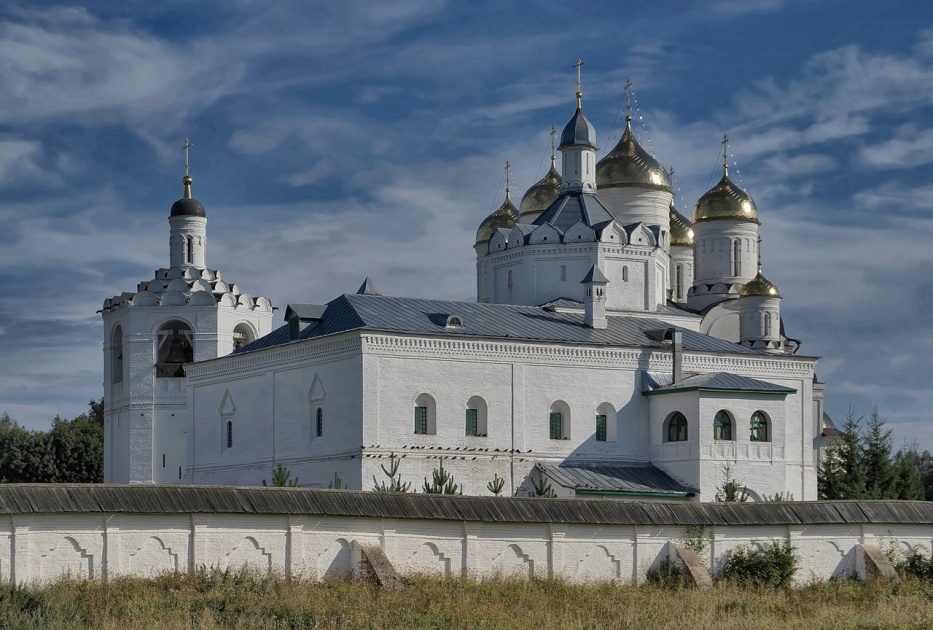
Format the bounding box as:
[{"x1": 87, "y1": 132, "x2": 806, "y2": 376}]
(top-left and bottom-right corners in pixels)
[
  {"x1": 549, "y1": 412, "x2": 562, "y2": 440},
  {"x1": 595, "y1": 414, "x2": 607, "y2": 442},
  {"x1": 414, "y1": 406, "x2": 428, "y2": 435}
]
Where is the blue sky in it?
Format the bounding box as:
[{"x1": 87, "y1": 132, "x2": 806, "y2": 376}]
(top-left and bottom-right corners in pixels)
[{"x1": 2, "y1": 0, "x2": 933, "y2": 450}]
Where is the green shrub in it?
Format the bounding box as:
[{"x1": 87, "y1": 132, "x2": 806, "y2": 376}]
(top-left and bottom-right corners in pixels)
[
  {"x1": 896, "y1": 549, "x2": 933, "y2": 581},
  {"x1": 720, "y1": 540, "x2": 798, "y2": 588},
  {"x1": 645, "y1": 561, "x2": 685, "y2": 590}
]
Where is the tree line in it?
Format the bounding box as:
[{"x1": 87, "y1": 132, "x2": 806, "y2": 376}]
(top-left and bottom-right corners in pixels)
[
  {"x1": 818, "y1": 407, "x2": 933, "y2": 501},
  {"x1": 0, "y1": 400, "x2": 103, "y2": 483}
]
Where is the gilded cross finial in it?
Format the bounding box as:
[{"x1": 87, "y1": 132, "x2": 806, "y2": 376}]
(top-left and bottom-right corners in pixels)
[
  {"x1": 624, "y1": 78, "x2": 633, "y2": 121},
  {"x1": 181, "y1": 138, "x2": 194, "y2": 199},
  {"x1": 573, "y1": 58, "x2": 585, "y2": 107},
  {"x1": 722, "y1": 133, "x2": 730, "y2": 176},
  {"x1": 669, "y1": 165, "x2": 675, "y2": 181},
  {"x1": 504, "y1": 159, "x2": 511, "y2": 196},
  {"x1": 757, "y1": 235, "x2": 763, "y2": 273}
]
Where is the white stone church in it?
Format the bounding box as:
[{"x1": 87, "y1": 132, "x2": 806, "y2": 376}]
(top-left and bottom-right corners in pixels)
[{"x1": 102, "y1": 74, "x2": 832, "y2": 501}]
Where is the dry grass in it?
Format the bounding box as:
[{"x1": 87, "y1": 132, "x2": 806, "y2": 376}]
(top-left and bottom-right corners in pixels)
[{"x1": 0, "y1": 569, "x2": 932, "y2": 629}]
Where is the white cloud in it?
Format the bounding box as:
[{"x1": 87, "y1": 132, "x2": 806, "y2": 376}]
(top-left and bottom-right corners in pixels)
[{"x1": 859, "y1": 126, "x2": 933, "y2": 169}]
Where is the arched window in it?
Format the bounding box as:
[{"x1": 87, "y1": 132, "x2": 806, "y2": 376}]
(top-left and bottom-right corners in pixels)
[
  {"x1": 187, "y1": 236, "x2": 194, "y2": 265},
  {"x1": 560, "y1": 265, "x2": 566, "y2": 281},
  {"x1": 316, "y1": 407, "x2": 323, "y2": 437},
  {"x1": 549, "y1": 401, "x2": 570, "y2": 440},
  {"x1": 714, "y1": 410, "x2": 733, "y2": 440},
  {"x1": 750, "y1": 412, "x2": 769, "y2": 442},
  {"x1": 232, "y1": 322, "x2": 255, "y2": 352},
  {"x1": 414, "y1": 394, "x2": 436, "y2": 435},
  {"x1": 465, "y1": 396, "x2": 488, "y2": 437},
  {"x1": 596, "y1": 402, "x2": 617, "y2": 442},
  {"x1": 156, "y1": 320, "x2": 194, "y2": 378},
  {"x1": 764, "y1": 312, "x2": 773, "y2": 337},
  {"x1": 667, "y1": 412, "x2": 688, "y2": 442},
  {"x1": 733, "y1": 239, "x2": 741, "y2": 276},
  {"x1": 226, "y1": 421, "x2": 233, "y2": 449},
  {"x1": 111, "y1": 325, "x2": 124, "y2": 383}
]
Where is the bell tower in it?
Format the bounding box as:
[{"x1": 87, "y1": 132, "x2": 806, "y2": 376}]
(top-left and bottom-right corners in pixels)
[{"x1": 102, "y1": 140, "x2": 274, "y2": 483}]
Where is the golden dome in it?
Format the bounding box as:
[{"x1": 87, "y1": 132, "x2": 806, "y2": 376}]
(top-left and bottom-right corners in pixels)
[
  {"x1": 740, "y1": 271, "x2": 781, "y2": 298},
  {"x1": 520, "y1": 157, "x2": 561, "y2": 220},
  {"x1": 596, "y1": 117, "x2": 672, "y2": 191},
  {"x1": 476, "y1": 190, "x2": 519, "y2": 244},
  {"x1": 669, "y1": 204, "x2": 694, "y2": 246},
  {"x1": 693, "y1": 167, "x2": 759, "y2": 223}
]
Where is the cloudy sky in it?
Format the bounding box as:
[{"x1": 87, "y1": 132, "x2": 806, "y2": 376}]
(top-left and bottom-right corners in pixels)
[{"x1": 1, "y1": 0, "x2": 932, "y2": 450}]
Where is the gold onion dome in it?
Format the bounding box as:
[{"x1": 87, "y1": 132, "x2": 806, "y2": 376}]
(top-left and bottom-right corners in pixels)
[
  {"x1": 740, "y1": 271, "x2": 781, "y2": 298},
  {"x1": 693, "y1": 166, "x2": 759, "y2": 223},
  {"x1": 520, "y1": 159, "x2": 561, "y2": 219},
  {"x1": 669, "y1": 204, "x2": 694, "y2": 246},
  {"x1": 476, "y1": 190, "x2": 519, "y2": 244},
  {"x1": 596, "y1": 117, "x2": 672, "y2": 191}
]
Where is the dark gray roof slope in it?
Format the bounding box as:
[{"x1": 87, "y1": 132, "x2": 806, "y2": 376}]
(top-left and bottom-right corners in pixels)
[
  {"x1": 538, "y1": 463, "x2": 698, "y2": 495},
  {"x1": 237, "y1": 293, "x2": 761, "y2": 355},
  {"x1": 644, "y1": 372, "x2": 797, "y2": 396},
  {"x1": 533, "y1": 192, "x2": 615, "y2": 230},
  {"x1": 0, "y1": 485, "x2": 932, "y2": 527}
]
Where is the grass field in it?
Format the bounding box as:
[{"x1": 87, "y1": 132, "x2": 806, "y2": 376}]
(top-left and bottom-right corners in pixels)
[{"x1": 0, "y1": 570, "x2": 932, "y2": 629}]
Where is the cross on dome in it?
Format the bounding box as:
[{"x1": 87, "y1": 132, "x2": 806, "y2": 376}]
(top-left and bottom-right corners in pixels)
[
  {"x1": 573, "y1": 58, "x2": 585, "y2": 107},
  {"x1": 722, "y1": 133, "x2": 730, "y2": 176},
  {"x1": 624, "y1": 78, "x2": 633, "y2": 121}
]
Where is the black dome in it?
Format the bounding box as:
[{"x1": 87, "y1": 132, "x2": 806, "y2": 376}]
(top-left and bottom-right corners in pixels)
[{"x1": 170, "y1": 197, "x2": 206, "y2": 218}]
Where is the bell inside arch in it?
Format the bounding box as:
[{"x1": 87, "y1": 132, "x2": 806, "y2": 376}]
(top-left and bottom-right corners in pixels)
[
  {"x1": 165, "y1": 334, "x2": 189, "y2": 364},
  {"x1": 156, "y1": 323, "x2": 194, "y2": 378}
]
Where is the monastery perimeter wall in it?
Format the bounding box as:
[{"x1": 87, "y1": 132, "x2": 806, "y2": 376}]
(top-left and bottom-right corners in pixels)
[{"x1": 0, "y1": 485, "x2": 929, "y2": 586}]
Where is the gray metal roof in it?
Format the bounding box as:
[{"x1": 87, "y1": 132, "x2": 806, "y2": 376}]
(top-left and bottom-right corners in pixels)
[
  {"x1": 0, "y1": 485, "x2": 931, "y2": 527},
  {"x1": 558, "y1": 107, "x2": 598, "y2": 151},
  {"x1": 533, "y1": 192, "x2": 615, "y2": 230},
  {"x1": 537, "y1": 463, "x2": 698, "y2": 495},
  {"x1": 284, "y1": 304, "x2": 327, "y2": 321},
  {"x1": 237, "y1": 293, "x2": 762, "y2": 355},
  {"x1": 580, "y1": 265, "x2": 609, "y2": 284},
  {"x1": 643, "y1": 372, "x2": 797, "y2": 396}
]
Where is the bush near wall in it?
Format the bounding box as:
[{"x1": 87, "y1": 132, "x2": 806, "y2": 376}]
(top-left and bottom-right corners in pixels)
[{"x1": 720, "y1": 540, "x2": 799, "y2": 588}]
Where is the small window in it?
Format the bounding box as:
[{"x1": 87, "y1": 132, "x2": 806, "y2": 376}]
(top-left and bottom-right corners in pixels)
[
  {"x1": 162, "y1": 453, "x2": 166, "y2": 468},
  {"x1": 414, "y1": 406, "x2": 428, "y2": 434},
  {"x1": 508, "y1": 270, "x2": 513, "y2": 288},
  {"x1": 187, "y1": 236, "x2": 194, "y2": 265},
  {"x1": 622, "y1": 266, "x2": 628, "y2": 282},
  {"x1": 733, "y1": 239, "x2": 741, "y2": 276},
  {"x1": 316, "y1": 407, "x2": 323, "y2": 437},
  {"x1": 446, "y1": 315, "x2": 463, "y2": 328},
  {"x1": 560, "y1": 265, "x2": 566, "y2": 281},
  {"x1": 667, "y1": 412, "x2": 688, "y2": 442},
  {"x1": 764, "y1": 312, "x2": 773, "y2": 337},
  {"x1": 714, "y1": 410, "x2": 733, "y2": 440},
  {"x1": 465, "y1": 408, "x2": 478, "y2": 436},
  {"x1": 595, "y1": 414, "x2": 607, "y2": 442},
  {"x1": 750, "y1": 412, "x2": 769, "y2": 442},
  {"x1": 226, "y1": 420, "x2": 233, "y2": 448},
  {"x1": 675, "y1": 265, "x2": 684, "y2": 300},
  {"x1": 549, "y1": 412, "x2": 562, "y2": 440}
]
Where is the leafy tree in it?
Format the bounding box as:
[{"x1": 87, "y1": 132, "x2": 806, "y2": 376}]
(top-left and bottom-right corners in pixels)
[{"x1": 423, "y1": 461, "x2": 461, "y2": 494}]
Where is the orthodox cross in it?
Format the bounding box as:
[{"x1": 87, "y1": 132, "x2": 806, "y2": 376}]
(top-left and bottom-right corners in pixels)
[
  {"x1": 573, "y1": 58, "x2": 585, "y2": 105},
  {"x1": 757, "y1": 235, "x2": 763, "y2": 272},
  {"x1": 182, "y1": 138, "x2": 193, "y2": 177},
  {"x1": 722, "y1": 133, "x2": 730, "y2": 174},
  {"x1": 550, "y1": 125, "x2": 557, "y2": 159},
  {"x1": 624, "y1": 78, "x2": 633, "y2": 118},
  {"x1": 504, "y1": 159, "x2": 511, "y2": 194}
]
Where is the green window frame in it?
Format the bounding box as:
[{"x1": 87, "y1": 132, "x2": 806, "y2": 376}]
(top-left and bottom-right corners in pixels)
[
  {"x1": 750, "y1": 412, "x2": 769, "y2": 442},
  {"x1": 713, "y1": 410, "x2": 732, "y2": 441},
  {"x1": 414, "y1": 406, "x2": 428, "y2": 435},
  {"x1": 465, "y1": 408, "x2": 478, "y2": 436},
  {"x1": 595, "y1": 414, "x2": 607, "y2": 441},
  {"x1": 316, "y1": 407, "x2": 323, "y2": 437},
  {"x1": 667, "y1": 413, "x2": 687, "y2": 442},
  {"x1": 549, "y1": 412, "x2": 562, "y2": 440}
]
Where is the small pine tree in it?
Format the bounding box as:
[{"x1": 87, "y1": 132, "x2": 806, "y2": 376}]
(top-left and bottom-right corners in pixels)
[
  {"x1": 262, "y1": 463, "x2": 298, "y2": 487},
  {"x1": 372, "y1": 453, "x2": 411, "y2": 492},
  {"x1": 715, "y1": 463, "x2": 748, "y2": 502},
  {"x1": 328, "y1": 473, "x2": 343, "y2": 489},
  {"x1": 532, "y1": 475, "x2": 556, "y2": 498},
  {"x1": 423, "y1": 461, "x2": 461, "y2": 494},
  {"x1": 487, "y1": 473, "x2": 505, "y2": 496}
]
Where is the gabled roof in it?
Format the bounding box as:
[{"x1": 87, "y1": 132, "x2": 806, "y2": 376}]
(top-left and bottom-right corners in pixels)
[
  {"x1": 357, "y1": 277, "x2": 381, "y2": 296},
  {"x1": 533, "y1": 192, "x2": 615, "y2": 231},
  {"x1": 538, "y1": 463, "x2": 698, "y2": 496},
  {"x1": 580, "y1": 265, "x2": 609, "y2": 284},
  {"x1": 235, "y1": 293, "x2": 765, "y2": 356},
  {"x1": 643, "y1": 371, "x2": 797, "y2": 396},
  {"x1": 284, "y1": 304, "x2": 327, "y2": 321}
]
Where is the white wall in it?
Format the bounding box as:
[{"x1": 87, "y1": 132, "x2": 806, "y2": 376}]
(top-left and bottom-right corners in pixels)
[{"x1": 1, "y1": 508, "x2": 928, "y2": 586}]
